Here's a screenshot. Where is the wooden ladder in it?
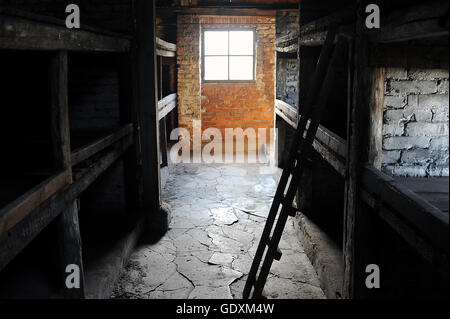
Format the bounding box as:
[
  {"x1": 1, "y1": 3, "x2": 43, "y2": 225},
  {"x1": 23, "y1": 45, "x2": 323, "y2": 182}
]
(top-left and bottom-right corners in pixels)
[{"x1": 243, "y1": 28, "x2": 348, "y2": 299}]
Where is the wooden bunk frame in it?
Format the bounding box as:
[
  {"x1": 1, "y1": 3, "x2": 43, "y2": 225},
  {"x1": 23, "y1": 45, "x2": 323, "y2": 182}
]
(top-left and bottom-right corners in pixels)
[
  {"x1": 0, "y1": 2, "x2": 164, "y2": 299},
  {"x1": 274, "y1": 0, "x2": 449, "y2": 299}
]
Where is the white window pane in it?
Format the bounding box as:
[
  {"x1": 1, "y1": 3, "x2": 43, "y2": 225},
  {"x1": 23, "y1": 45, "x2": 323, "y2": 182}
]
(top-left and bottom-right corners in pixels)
[
  {"x1": 229, "y1": 31, "x2": 254, "y2": 55},
  {"x1": 204, "y1": 56, "x2": 228, "y2": 80},
  {"x1": 229, "y1": 56, "x2": 253, "y2": 80},
  {"x1": 204, "y1": 31, "x2": 228, "y2": 55}
]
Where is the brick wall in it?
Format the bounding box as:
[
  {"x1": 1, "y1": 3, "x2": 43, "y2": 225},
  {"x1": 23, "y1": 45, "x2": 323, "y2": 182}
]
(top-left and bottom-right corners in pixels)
[
  {"x1": 177, "y1": 14, "x2": 276, "y2": 153},
  {"x1": 176, "y1": 15, "x2": 202, "y2": 141},
  {"x1": 276, "y1": 11, "x2": 299, "y2": 108},
  {"x1": 382, "y1": 68, "x2": 449, "y2": 177}
]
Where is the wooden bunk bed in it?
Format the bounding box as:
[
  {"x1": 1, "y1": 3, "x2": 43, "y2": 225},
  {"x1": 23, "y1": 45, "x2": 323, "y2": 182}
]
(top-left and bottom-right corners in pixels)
[
  {"x1": 0, "y1": 8, "x2": 135, "y2": 298},
  {"x1": 274, "y1": 0, "x2": 449, "y2": 298}
]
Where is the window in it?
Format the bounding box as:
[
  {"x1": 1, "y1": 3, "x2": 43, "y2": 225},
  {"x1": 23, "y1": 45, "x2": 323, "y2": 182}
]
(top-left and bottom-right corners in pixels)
[{"x1": 202, "y1": 29, "x2": 255, "y2": 82}]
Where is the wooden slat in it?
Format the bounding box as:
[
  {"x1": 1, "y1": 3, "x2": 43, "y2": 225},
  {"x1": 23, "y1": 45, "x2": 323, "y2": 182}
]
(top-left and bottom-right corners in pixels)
[
  {"x1": 299, "y1": 5, "x2": 355, "y2": 35},
  {"x1": 136, "y1": 0, "x2": 162, "y2": 211},
  {"x1": 158, "y1": 93, "x2": 177, "y2": 120},
  {"x1": 71, "y1": 124, "x2": 133, "y2": 166},
  {"x1": 0, "y1": 137, "x2": 133, "y2": 272},
  {"x1": 275, "y1": 5, "x2": 355, "y2": 51},
  {"x1": 0, "y1": 15, "x2": 130, "y2": 52},
  {"x1": 50, "y1": 50, "x2": 85, "y2": 298},
  {"x1": 156, "y1": 49, "x2": 176, "y2": 57},
  {"x1": 156, "y1": 37, "x2": 176, "y2": 52},
  {"x1": 275, "y1": 99, "x2": 297, "y2": 128},
  {"x1": 359, "y1": 188, "x2": 447, "y2": 270},
  {"x1": 275, "y1": 99, "x2": 347, "y2": 174},
  {"x1": 165, "y1": 7, "x2": 280, "y2": 17},
  {"x1": 0, "y1": 170, "x2": 70, "y2": 237},
  {"x1": 367, "y1": 1, "x2": 449, "y2": 43},
  {"x1": 72, "y1": 135, "x2": 133, "y2": 191},
  {"x1": 361, "y1": 166, "x2": 449, "y2": 253}
]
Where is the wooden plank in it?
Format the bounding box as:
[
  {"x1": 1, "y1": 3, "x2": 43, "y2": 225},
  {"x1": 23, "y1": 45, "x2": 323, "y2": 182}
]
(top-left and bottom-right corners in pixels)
[
  {"x1": 71, "y1": 124, "x2": 133, "y2": 166},
  {"x1": 136, "y1": 0, "x2": 161, "y2": 211},
  {"x1": 299, "y1": 5, "x2": 355, "y2": 35},
  {"x1": 276, "y1": 5, "x2": 356, "y2": 49},
  {"x1": 72, "y1": 135, "x2": 133, "y2": 191},
  {"x1": 315, "y1": 125, "x2": 346, "y2": 159},
  {"x1": 367, "y1": 68, "x2": 385, "y2": 169},
  {"x1": 361, "y1": 166, "x2": 449, "y2": 252},
  {"x1": 368, "y1": 1, "x2": 449, "y2": 43},
  {"x1": 156, "y1": 37, "x2": 176, "y2": 52},
  {"x1": 156, "y1": 49, "x2": 176, "y2": 57},
  {"x1": 0, "y1": 7, "x2": 133, "y2": 39},
  {"x1": 275, "y1": 100, "x2": 297, "y2": 128},
  {"x1": 0, "y1": 15, "x2": 130, "y2": 52},
  {"x1": 0, "y1": 170, "x2": 70, "y2": 237},
  {"x1": 118, "y1": 53, "x2": 140, "y2": 212},
  {"x1": 159, "y1": 99, "x2": 176, "y2": 120},
  {"x1": 359, "y1": 188, "x2": 448, "y2": 270},
  {"x1": 50, "y1": 51, "x2": 85, "y2": 299},
  {"x1": 312, "y1": 140, "x2": 346, "y2": 176},
  {"x1": 275, "y1": 107, "x2": 297, "y2": 129},
  {"x1": 164, "y1": 7, "x2": 279, "y2": 17},
  {"x1": 343, "y1": 1, "x2": 371, "y2": 298},
  {"x1": 370, "y1": 44, "x2": 449, "y2": 69},
  {"x1": 276, "y1": 99, "x2": 347, "y2": 174},
  {"x1": 370, "y1": 18, "x2": 448, "y2": 43},
  {"x1": 0, "y1": 137, "x2": 133, "y2": 273}
]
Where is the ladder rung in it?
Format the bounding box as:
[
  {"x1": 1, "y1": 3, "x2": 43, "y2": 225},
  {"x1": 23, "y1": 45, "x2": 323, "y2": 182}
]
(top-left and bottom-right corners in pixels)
[
  {"x1": 281, "y1": 197, "x2": 297, "y2": 217},
  {"x1": 266, "y1": 238, "x2": 283, "y2": 261},
  {"x1": 274, "y1": 247, "x2": 282, "y2": 261},
  {"x1": 288, "y1": 207, "x2": 297, "y2": 217}
]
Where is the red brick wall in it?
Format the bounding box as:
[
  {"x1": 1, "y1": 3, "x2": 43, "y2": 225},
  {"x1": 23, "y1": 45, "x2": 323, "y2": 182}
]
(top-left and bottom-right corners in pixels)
[
  {"x1": 177, "y1": 14, "x2": 275, "y2": 153},
  {"x1": 201, "y1": 16, "x2": 275, "y2": 152}
]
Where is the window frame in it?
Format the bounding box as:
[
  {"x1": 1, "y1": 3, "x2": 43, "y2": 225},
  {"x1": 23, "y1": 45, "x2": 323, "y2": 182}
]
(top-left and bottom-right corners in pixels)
[{"x1": 201, "y1": 28, "x2": 257, "y2": 83}]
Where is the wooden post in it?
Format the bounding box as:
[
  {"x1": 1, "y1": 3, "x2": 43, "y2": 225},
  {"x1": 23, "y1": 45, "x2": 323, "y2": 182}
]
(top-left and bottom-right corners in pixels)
[
  {"x1": 135, "y1": 0, "x2": 161, "y2": 211},
  {"x1": 368, "y1": 68, "x2": 386, "y2": 170},
  {"x1": 159, "y1": 55, "x2": 168, "y2": 168},
  {"x1": 343, "y1": 0, "x2": 380, "y2": 299},
  {"x1": 118, "y1": 54, "x2": 140, "y2": 213},
  {"x1": 50, "y1": 50, "x2": 85, "y2": 299}
]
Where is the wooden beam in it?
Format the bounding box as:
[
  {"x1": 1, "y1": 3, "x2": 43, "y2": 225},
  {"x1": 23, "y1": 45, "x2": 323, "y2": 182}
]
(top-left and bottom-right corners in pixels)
[
  {"x1": 0, "y1": 15, "x2": 130, "y2": 52},
  {"x1": 276, "y1": 100, "x2": 347, "y2": 176},
  {"x1": 370, "y1": 44, "x2": 449, "y2": 69},
  {"x1": 136, "y1": 0, "x2": 161, "y2": 211},
  {"x1": 72, "y1": 136, "x2": 133, "y2": 190},
  {"x1": 156, "y1": 37, "x2": 176, "y2": 52},
  {"x1": 71, "y1": 124, "x2": 133, "y2": 166},
  {"x1": 367, "y1": 68, "x2": 385, "y2": 170},
  {"x1": 361, "y1": 166, "x2": 449, "y2": 253},
  {"x1": 158, "y1": 94, "x2": 177, "y2": 120},
  {"x1": 299, "y1": 5, "x2": 356, "y2": 35},
  {"x1": 159, "y1": 7, "x2": 280, "y2": 17},
  {"x1": 0, "y1": 137, "x2": 133, "y2": 273},
  {"x1": 156, "y1": 48, "x2": 176, "y2": 57},
  {"x1": 343, "y1": 1, "x2": 372, "y2": 299},
  {"x1": 0, "y1": 170, "x2": 70, "y2": 236},
  {"x1": 50, "y1": 51, "x2": 85, "y2": 299},
  {"x1": 368, "y1": 1, "x2": 449, "y2": 43},
  {"x1": 275, "y1": 99, "x2": 297, "y2": 128},
  {"x1": 118, "y1": 54, "x2": 140, "y2": 212},
  {"x1": 359, "y1": 188, "x2": 449, "y2": 277}
]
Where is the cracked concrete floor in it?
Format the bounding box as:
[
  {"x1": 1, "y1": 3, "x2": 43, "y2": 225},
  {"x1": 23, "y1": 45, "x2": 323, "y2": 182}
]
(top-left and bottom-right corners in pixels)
[{"x1": 112, "y1": 164, "x2": 325, "y2": 299}]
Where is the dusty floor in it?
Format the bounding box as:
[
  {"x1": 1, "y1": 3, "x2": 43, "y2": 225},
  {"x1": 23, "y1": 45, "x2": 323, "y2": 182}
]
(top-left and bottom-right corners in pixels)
[{"x1": 112, "y1": 163, "x2": 325, "y2": 299}]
